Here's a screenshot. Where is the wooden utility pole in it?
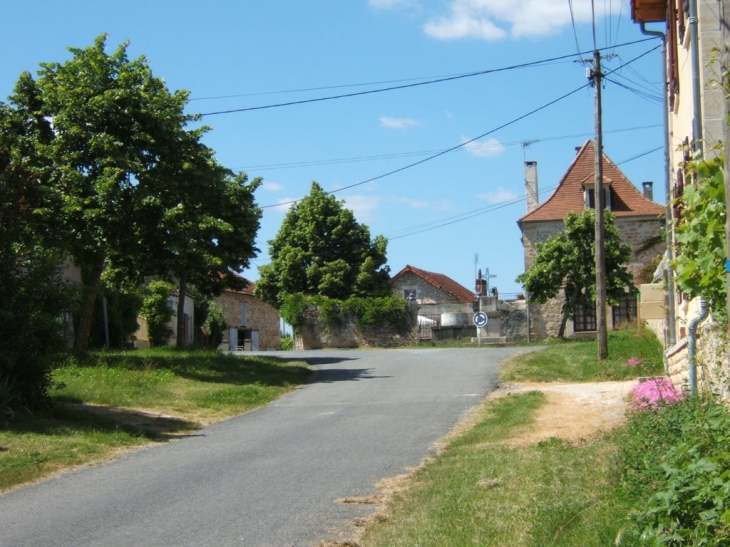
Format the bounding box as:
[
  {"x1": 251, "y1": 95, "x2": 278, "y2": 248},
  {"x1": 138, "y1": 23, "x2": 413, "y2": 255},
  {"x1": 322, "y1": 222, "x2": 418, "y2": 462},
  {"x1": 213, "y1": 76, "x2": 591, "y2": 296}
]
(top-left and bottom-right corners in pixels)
[{"x1": 591, "y1": 49, "x2": 609, "y2": 360}]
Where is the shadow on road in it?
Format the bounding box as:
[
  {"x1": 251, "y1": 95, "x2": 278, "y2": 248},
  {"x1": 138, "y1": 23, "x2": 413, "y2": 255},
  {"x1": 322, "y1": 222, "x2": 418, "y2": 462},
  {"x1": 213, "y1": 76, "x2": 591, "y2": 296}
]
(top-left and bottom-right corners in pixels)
[{"x1": 311, "y1": 367, "x2": 392, "y2": 383}]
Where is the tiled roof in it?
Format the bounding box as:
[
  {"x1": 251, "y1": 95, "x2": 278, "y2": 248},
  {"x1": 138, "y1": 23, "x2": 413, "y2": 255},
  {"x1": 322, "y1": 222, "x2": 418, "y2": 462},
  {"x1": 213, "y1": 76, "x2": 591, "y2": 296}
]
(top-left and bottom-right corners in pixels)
[
  {"x1": 518, "y1": 140, "x2": 665, "y2": 224},
  {"x1": 227, "y1": 273, "x2": 256, "y2": 295},
  {"x1": 391, "y1": 265, "x2": 475, "y2": 303}
]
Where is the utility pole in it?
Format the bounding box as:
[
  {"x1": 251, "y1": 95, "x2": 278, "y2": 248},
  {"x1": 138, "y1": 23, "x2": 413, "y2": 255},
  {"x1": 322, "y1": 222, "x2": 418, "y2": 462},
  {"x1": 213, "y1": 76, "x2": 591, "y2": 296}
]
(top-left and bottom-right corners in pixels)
[{"x1": 589, "y1": 49, "x2": 608, "y2": 360}]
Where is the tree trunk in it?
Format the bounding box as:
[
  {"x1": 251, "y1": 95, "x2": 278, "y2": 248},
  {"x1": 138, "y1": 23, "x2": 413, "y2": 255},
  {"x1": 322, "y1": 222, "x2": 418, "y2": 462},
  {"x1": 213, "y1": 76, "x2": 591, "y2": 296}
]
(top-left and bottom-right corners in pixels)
[
  {"x1": 74, "y1": 257, "x2": 105, "y2": 352},
  {"x1": 176, "y1": 273, "x2": 187, "y2": 348},
  {"x1": 558, "y1": 288, "x2": 579, "y2": 339}
]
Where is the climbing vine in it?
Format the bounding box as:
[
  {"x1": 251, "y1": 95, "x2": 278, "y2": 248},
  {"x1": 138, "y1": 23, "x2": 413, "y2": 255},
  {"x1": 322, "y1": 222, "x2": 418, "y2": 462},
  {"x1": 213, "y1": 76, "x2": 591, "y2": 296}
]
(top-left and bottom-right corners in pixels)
[{"x1": 673, "y1": 156, "x2": 727, "y2": 322}]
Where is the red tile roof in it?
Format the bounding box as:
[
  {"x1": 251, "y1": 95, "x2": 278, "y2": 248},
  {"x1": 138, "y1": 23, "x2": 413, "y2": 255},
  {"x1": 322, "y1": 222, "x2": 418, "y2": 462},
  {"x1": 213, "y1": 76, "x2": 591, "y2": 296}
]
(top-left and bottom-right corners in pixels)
[
  {"x1": 518, "y1": 140, "x2": 665, "y2": 225},
  {"x1": 391, "y1": 265, "x2": 475, "y2": 303},
  {"x1": 227, "y1": 273, "x2": 256, "y2": 295}
]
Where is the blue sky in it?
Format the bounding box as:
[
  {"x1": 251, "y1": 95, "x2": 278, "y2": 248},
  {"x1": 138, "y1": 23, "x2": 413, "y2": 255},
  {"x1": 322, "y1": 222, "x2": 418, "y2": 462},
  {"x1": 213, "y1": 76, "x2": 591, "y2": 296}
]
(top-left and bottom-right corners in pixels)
[{"x1": 0, "y1": 1, "x2": 665, "y2": 296}]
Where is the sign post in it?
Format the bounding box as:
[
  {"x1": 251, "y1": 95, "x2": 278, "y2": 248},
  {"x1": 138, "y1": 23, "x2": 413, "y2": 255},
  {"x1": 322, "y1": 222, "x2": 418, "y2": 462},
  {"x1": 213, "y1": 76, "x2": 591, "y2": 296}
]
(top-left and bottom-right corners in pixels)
[{"x1": 473, "y1": 312, "x2": 488, "y2": 347}]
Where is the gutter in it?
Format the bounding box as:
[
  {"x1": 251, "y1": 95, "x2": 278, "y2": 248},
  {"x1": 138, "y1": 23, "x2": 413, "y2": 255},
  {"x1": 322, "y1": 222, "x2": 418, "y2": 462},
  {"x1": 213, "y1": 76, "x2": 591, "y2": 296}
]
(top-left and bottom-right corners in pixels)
[
  {"x1": 639, "y1": 22, "x2": 677, "y2": 348},
  {"x1": 688, "y1": 0, "x2": 704, "y2": 157},
  {"x1": 687, "y1": 299, "x2": 709, "y2": 394}
]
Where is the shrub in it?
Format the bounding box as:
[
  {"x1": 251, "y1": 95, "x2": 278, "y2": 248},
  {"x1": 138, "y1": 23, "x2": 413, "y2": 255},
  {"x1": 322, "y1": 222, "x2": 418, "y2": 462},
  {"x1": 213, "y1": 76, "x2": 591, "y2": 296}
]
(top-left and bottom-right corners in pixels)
[
  {"x1": 280, "y1": 335, "x2": 294, "y2": 351},
  {"x1": 629, "y1": 377, "x2": 683, "y2": 410},
  {"x1": 619, "y1": 394, "x2": 730, "y2": 544},
  {"x1": 139, "y1": 281, "x2": 174, "y2": 347}
]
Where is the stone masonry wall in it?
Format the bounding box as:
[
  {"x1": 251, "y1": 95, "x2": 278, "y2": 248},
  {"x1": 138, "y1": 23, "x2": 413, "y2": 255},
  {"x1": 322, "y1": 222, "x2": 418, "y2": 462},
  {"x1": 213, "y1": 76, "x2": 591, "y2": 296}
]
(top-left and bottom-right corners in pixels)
[
  {"x1": 391, "y1": 272, "x2": 463, "y2": 304},
  {"x1": 215, "y1": 291, "x2": 281, "y2": 350},
  {"x1": 296, "y1": 303, "x2": 419, "y2": 349}
]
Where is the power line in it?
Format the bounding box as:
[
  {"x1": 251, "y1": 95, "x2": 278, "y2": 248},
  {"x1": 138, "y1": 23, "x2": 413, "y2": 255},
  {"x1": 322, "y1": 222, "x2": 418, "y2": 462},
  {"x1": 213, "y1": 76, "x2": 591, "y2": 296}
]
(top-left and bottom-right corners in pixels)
[
  {"x1": 384, "y1": 144, "x2": 663, "y2": 241},
  {"x1": 259, "y1": 82, "x2": 592, "y2": 209},
  {"x1": 199, "y1": 38, "x2": 655, "y2": 117},
  {"x1": 258, "y1": 45, "x2": 661, "y2": 210},
  {"x1": 241, "y1": 124, "x2": 661, "y2": 171}
]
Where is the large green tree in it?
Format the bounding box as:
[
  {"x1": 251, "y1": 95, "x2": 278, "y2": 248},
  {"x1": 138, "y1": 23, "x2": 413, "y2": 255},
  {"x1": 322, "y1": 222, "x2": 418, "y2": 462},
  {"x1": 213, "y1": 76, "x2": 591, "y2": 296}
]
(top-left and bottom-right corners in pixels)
[
  {"x1": 0, "y1": 106, "x2": 75, "y2": 413},
  {"x1": 516, "y1": 209, "x2": 634, "y2": 338},
  {"x1": 7, "y1": 35, "x2": 194, "y2": 351},
  {"x1": 138, "y1": 133, "x2": 262, "y2": 346},
  {"x1": 256, "y1": 182, "x2": 391, "y2": 308}
]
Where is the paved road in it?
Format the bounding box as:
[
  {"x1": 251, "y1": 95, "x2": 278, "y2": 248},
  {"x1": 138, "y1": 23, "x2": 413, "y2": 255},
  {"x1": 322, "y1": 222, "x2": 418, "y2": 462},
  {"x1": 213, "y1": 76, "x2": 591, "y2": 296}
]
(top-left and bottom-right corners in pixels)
[{"x1": 1, "y1": 347, "x2": 535, "y2": 547}]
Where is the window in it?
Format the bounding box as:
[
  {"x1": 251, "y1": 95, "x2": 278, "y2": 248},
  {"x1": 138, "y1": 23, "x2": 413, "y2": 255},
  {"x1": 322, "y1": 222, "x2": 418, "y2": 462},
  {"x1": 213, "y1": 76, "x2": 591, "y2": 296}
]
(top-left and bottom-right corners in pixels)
[
  {"x1": 574, "y1": 300, "x2": 597, "y2": 332},
  {"x1": 612, "y1": 296, "x2": 637, "y2": 327},
  {"x1": 585, "y1": 187, "x2": 612, "y2": 211},
  {"x1": 403, "y1": 289, "x2": 417, "y2": 302},
  {"x1": 240, "y1": 303, "x2": 248, "y2": 326}
]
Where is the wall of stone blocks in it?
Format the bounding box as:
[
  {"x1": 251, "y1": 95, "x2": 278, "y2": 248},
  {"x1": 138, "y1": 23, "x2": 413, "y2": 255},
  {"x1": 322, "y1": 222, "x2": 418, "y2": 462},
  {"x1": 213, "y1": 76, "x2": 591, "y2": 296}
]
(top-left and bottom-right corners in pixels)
[
  {"x1": 215, "y1": 291, "x2": 281, "y2": 350},
  {"x1": 391, "y1": 272, "x2": 465, "y2": 304},
  {"x1": 296, "y1": 303, "x2": 419, "y2": 349}
]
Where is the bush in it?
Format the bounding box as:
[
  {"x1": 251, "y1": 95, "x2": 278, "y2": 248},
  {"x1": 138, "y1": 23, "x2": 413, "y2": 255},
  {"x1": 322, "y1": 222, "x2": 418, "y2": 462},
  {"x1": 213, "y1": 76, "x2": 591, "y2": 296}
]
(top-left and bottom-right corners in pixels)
[
  {"x1": 201, "y1": 302, "x2": 227, "y2": 347},
  {"x1": 139, "y1": 281, "x2": 174, "y2": 347},
  {"x1": 618, "y1": 394, "x2": 730, "y2": 544},
  {"x1": 280, "y1": 335, "x2": 294, "y2": 351}
]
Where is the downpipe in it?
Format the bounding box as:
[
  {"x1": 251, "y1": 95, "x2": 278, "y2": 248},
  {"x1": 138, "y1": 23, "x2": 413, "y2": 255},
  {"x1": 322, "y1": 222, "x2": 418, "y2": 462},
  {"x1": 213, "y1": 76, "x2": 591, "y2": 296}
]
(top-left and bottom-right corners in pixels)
[{"x1": 687, "y1": 299, "x2": 709, "y2": 395}]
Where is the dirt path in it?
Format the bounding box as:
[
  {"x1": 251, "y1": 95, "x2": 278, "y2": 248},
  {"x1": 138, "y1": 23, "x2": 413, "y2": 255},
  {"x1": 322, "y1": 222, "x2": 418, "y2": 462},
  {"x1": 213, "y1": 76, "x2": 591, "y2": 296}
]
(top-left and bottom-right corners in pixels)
[{"x1": 490, "y1": 380, "x2": 637, "y2": 445}]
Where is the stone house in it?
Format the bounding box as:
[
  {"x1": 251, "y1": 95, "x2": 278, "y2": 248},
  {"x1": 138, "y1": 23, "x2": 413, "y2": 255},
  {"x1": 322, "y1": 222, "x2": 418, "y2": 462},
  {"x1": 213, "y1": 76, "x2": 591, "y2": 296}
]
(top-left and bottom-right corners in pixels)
[
  {"x1": 631, "y1": 0, "x2": 730, "y2": 393},
  {"x1": 390, "y1": 265, "x2": 476, "y2": 340},
  {"x1": 517, "y1": 140, "x2": 665, "y2": 340},
  {"x1": 214, "y1": 278, "x2": 281, "y2": 351}
]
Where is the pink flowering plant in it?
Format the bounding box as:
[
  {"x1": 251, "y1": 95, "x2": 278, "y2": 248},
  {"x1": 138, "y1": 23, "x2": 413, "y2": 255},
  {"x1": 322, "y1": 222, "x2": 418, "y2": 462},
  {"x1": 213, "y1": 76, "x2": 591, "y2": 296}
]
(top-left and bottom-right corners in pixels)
[
  {"x1": 629, "y1": 377, "x2": 682, "y2": 411},
  {"x1": 625, "y1": 357, "x2": 642, "y2": 367}
]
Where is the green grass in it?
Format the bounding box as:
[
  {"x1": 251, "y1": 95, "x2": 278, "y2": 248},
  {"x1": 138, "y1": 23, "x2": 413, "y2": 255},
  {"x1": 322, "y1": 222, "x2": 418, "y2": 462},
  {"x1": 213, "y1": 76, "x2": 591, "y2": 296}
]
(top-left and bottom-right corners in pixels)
[
  {"x1": 0, "y1": 348, "x2": 310, "y2": 492},
  {"x1": 360, "y1": 326, "x2": 666, "y2": 547},
  {"x1": 361, "y1": 393, "x2": 635, "y2": 547},
  {"x1": 499, "y1": 327, "x2": 664, "y2": 382},
  {"x1": 51, "y1": 348, "x2": 311, "y2": 423}
]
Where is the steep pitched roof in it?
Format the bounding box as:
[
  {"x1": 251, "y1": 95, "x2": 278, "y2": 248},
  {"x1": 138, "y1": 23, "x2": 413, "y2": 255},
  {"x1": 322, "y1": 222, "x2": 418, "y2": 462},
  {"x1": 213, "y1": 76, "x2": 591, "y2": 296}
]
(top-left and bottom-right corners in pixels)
[
  {"x1": 226, "y1": 273, "x2": 256, "y2": 295},
  {"x1": 391, "y1": 265, "x2": 474, "y2": 303},
  {"x1": 518, "y1": 140, "x2": 665, "y2": 225}
]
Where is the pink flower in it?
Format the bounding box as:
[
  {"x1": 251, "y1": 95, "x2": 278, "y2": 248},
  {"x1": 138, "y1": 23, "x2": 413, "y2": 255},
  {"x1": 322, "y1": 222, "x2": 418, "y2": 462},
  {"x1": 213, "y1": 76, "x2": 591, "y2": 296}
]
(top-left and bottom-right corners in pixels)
[
  {"x1": 626, "y1": 357, "x2": 642, "y2": 367},
  {"x1": 629, "y1": 378, "x2": 682, "y2": 410}
]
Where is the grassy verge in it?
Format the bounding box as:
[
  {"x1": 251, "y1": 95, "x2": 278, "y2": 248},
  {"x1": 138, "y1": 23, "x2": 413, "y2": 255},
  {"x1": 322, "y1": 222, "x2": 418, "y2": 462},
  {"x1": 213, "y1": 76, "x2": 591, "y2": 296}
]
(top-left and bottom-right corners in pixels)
[
  {"x1": 361, "y1": 393, "x2": 634, "y2": 547},
  {"x1": 359, "y1": 328, "x2": 666, "y2": 547},
  {"x1": 0, "y1": 348, "x2": 310, "y2": 492},
  {"x1": 499, "y1": 327, "x2": 664, "y2": 382}
]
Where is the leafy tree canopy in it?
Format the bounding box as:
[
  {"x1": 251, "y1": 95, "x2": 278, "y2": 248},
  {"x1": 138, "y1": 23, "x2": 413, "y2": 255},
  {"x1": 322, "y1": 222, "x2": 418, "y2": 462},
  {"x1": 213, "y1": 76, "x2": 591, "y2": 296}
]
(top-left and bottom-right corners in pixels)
[
  {"x1": 256, "y1": 182, "x2": 391, "y2": 308},
  {"x1": 5, "y1": 34, "x2": 195, "y2": 351},
  {"x1": 516, "y1": 209, "x2": 634, "y2": 337}
]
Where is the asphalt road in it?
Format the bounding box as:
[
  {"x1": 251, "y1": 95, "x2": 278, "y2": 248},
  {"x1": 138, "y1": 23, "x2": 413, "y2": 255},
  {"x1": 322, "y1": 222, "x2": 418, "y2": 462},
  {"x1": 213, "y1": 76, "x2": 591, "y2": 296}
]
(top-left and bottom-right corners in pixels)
[{"x1": 1, "y1": 347, "x2": 535, "y2": 547}]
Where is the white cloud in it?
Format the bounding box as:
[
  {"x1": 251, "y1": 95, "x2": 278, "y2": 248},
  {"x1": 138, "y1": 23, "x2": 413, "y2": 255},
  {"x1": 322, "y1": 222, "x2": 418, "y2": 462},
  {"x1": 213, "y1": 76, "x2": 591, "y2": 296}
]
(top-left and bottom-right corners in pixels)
[
  {"x1": 342, "y1": 195, "x2": 382, "y2": 221},
  {"x1": 477, "y1": 187, "x2": 519, "y2": 204},
  {"x1": 262, "y1": 181, "x2": 284, "y2": 192},
  {"x1": 380, "y1": 116, "x2": 421, "y2": 129},
  {"x1": 424, "y1": 0, "x2": 599, "y2": 41},
  {"x1": 462, "y1": 137, "x2": 505, "y2": 158},
  {"x1": 273, "y1": 198, "x2": 297, "y2": 213}
]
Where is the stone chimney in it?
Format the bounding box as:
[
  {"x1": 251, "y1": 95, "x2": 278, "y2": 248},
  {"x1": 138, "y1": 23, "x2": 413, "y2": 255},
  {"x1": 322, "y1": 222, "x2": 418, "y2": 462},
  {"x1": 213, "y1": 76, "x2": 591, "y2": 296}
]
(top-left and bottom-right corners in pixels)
[
  {"x1": 525, "y1": 161, "x2": 539, "y2": 212},
  {"x1": 642, "y1": 181, "x2": 654, "y2": 201}
]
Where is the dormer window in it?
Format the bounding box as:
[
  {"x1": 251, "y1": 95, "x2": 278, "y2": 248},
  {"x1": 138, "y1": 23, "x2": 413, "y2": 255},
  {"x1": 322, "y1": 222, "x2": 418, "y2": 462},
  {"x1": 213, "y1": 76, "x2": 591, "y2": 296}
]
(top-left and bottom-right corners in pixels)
[{"x1": 582, "y1": 174, "x2": 612, "y2": 211}]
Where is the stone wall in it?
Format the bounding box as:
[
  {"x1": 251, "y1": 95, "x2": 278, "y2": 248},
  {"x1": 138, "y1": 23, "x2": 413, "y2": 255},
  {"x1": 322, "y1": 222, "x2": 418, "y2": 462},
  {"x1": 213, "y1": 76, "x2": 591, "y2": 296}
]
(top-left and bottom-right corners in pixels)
[
  {"x1": 296, "y1": 303, "x2": 419, "y2": 349},
  {"x1": 391, "y1": 272, "x2": 464, "y2": 304},
  {"x1": 215, "y1": 290, "x2": 281, "y2": 350}
]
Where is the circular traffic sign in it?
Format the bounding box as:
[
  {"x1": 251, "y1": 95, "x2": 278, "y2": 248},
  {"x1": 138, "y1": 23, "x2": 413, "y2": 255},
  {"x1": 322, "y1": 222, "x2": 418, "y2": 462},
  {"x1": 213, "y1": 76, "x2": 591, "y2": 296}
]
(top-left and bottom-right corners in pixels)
[{"x1": 473, "y1": 312, "x2": 488, "y2": 328}]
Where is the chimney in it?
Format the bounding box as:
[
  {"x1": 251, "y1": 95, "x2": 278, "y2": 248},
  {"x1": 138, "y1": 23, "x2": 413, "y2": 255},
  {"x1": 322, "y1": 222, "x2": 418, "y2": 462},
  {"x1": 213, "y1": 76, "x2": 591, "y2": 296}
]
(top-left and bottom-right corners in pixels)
[
  {"x1": 642, "y1": 181, "x2": 654, "y2": 201},
  {"x1": 525, "y1": 161, "x2": 539, "y2": 212}
]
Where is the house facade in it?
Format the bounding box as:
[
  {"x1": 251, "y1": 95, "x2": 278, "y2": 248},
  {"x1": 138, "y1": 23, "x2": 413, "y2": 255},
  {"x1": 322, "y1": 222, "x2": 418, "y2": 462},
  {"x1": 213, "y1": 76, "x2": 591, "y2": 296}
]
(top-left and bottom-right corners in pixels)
[
  {"x1": 214, "y1": 279, "x2": 281, "y2": 351},
  {"x1": 632, "y1": 0, "x2": 729, "y2": 393},
  {"x1": 518, "y1": 140, "x2": 665, "y2": 340}
]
